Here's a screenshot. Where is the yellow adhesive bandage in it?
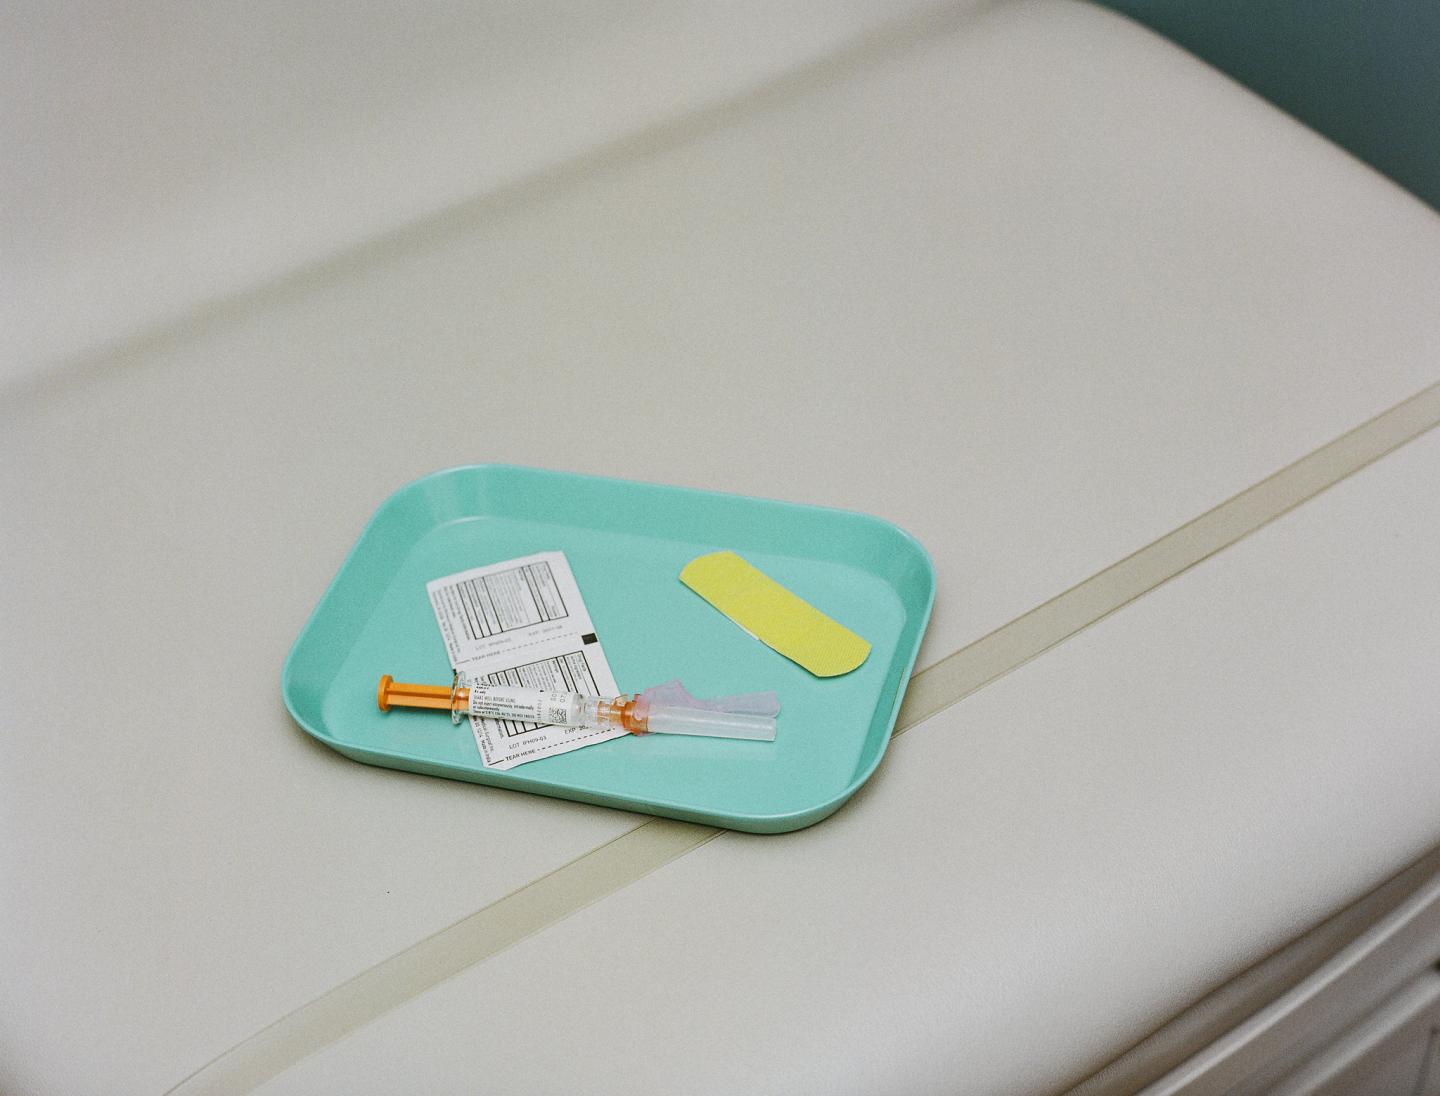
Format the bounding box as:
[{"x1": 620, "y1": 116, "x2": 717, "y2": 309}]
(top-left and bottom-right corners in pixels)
[{"x1": 680, "y1": 551, "x2": 871, "y2": 677}]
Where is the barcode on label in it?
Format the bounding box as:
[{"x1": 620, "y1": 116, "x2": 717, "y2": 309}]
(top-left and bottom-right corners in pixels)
[
  {"x1": 478, "y1": 651, "x2": 600, "y2": 738},
  {"x1": 434, "y1": 560, "x2": 568, "y2": 642}
]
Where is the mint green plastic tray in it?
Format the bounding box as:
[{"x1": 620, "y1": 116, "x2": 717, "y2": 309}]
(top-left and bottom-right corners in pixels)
[{"x1": 282, "y1": 466, "x2": 934, "y2": 833}]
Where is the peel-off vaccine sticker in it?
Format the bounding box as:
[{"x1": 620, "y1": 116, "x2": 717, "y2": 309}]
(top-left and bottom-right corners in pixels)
[{"x1": 680, "y1": 551, "x2": 871, "y2": 677}]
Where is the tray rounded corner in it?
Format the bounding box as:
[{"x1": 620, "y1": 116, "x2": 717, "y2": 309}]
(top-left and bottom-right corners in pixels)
[{"x1": 279, "y1": 651, "x2": 337, "y2": 747}]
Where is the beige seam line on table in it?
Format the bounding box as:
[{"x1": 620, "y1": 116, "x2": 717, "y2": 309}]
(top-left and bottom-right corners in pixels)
[{"x1": 168, "y1": 379, "x2": 1440, "y2": 1096}]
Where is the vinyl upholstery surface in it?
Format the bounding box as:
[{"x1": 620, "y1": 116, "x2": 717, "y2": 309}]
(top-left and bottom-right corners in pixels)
[{"x1": 3, "y1": 1, "x2": 1440, "y2": 1093}]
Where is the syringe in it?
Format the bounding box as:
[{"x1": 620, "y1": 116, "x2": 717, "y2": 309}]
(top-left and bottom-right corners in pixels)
[{"x1": 376, "y1": 674, "x2": 777, "y2": 741}]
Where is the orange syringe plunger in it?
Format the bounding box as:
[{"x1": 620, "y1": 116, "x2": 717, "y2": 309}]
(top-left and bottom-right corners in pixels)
[
  {"x1": 375, "y1": 674, "x2": 777, "y2": 741},
  {"x1": 376, "y1": 674, "x2": 468, "y2": 712}
]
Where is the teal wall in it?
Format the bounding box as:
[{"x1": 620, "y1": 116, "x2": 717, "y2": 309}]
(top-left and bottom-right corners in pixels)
[{"x1": 1099, "y1": 0, "x2": 1440, "y2": 212}]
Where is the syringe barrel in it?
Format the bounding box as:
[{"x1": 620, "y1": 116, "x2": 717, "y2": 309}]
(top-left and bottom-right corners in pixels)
[{"x1": 467, "y1": 684, "x2": 584, "y2": 726}]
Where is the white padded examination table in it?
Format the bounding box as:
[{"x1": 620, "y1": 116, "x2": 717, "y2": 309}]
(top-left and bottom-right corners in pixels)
[{"x1": 3, "y1": 2, "x2": 1439, "y2": 1093}]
